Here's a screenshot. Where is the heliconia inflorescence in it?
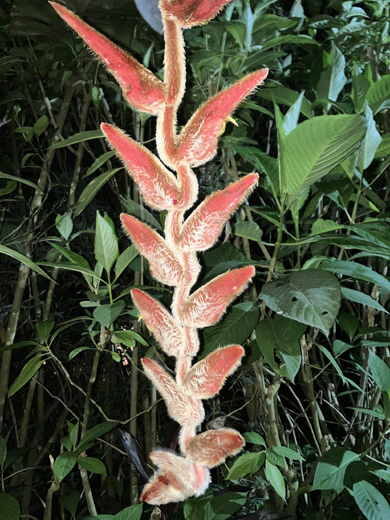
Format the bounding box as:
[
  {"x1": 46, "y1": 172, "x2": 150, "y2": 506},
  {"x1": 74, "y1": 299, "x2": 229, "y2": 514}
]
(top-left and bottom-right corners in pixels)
[{"x1": 51, "y1": 0, "x2": 268, "y2": 506}]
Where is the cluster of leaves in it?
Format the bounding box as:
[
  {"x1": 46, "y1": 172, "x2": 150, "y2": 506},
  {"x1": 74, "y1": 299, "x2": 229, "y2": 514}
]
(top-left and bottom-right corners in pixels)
[{"x1": 1, "y1": 0, "x2": 390, "y2": 519}]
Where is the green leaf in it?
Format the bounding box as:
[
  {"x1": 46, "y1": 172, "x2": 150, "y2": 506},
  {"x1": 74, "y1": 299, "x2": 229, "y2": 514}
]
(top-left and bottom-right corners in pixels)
[
  {"x1": 282, "y1": 115, "x2": 366, "y2": 204},
  {"x1": 257, "y1": 87, "x2": 313, "y2": 119},
  {"x1": 93, "y1": 301, "x2": 125, "y2": 327},
  {"x1": 114, "y1": 245, "x2": 139, "y2": 280},
  {"x1": 322, "y1": 260, "x2": 390, "y2": 293},
  {"x1": 59, "y1": 489, "x2": 80, "y2": 517},
  {"x1": 316, "y1": 43, "x2": 346, "y2": 107},
  {"x1": 233, "y1": 221, "x2": 263, "y2": 242},
  {"x1": 0, "y1": 171, "x2": 43, "y2": 193},
  {"x1": 36, "y1": 320, "x2": 55, "y2": 338},
  {"x1": 352, "y1": 64, "x2": 371, "y2": 113},
  {"x1": 69, "y1": 422, "x2": 79, "y2": 447},
  {"x1": 262, "y1": 34, "x2": 319, "y2": 51},
  {"x1": 367, "y1": 74, "x2": 390, "y2": 115},
  {"x1": 262, "y1": 270, "x2": 341, "y2": 334},
  {"x1": 312, "y1": 448, "x2": 359, "y2": 493},
  {"x1": 112, "y1": 330, "x2": 147, "y2": 347},
  {"x1": 94, "y1": 212, "x2": 119, "y2": 274},
  {"x1": 8, "y1": 355, "x2": 45, "y2": 397},
  {"x1": 74, "y1": 169, "x2": 122, "y2": 218},
  {"x1": 0, "y1": 491, "x2": 21, "y2": 520},
  {"x1": 33, "y1": 115, "x2": 49, "y2": 137},
  {"x1": 358, "y1": 105, "x2": 382, "y2": 170},
  {"x1": 54, "y1": 452, "x2": 77, "y2": 482},
  {"x1": 226, "y1": 452, "x2": 265, "y2": 479},
  {"x1": 51, "y1": 129, "x2": 104, "y2": 149},
  {"x1": 272, "y1": 446, "x2": 305, "y2": 461},
  {"x1": 369, "y1": 351, "x2": 390, "y2": 392},
  {"x1": 77, "y1": 421, "x2": 119, "y2": 450},
  {"x1": 77, "y1": 456, "x2": 106, "y2": 475},
  {"x1": 0, "y1": 244, "x2": 52, "y2": 280},
  {"x1": 124, "y1": 198, "x2": 162, "y2": 231},
  {"x1": 201, "y1": 302, "x2": 259, "y2": 358},
  {"x1": 265, "y1": 459, "x2": 285, "y2": 500},
  {"x1": 85, "y1": 151, "x2": 116, "y2": 178},
  {"x1": 242, "y1": 432, "x2": 266, "y2": 446},
  {"x1": 256, "y1": 315, "x2": 305, "y2": 382},
  {"x1": 341, "y1": 287, "x2": 389, "y2": 314},
  {"x1": 333, "y1": 340, "x2": 355, "y2": 355},
  {"x1": 69, "y1": 347, "x2": 94, "y2": 360},
  {"x1": 208, "y1": 492, "x2": 247, "y2": 520},
  {"x1": 39, "y1": 262, "x2": 100, "y2": 281},
  {"x1": 56, "y1": 213, "x2": 73, "y2": 240},
  {"x1": 311, "y1": 219, "x2": 346, "y2": 236},
  {"x1": 281, "y1": 92, "x2": 305, "y2": 137},
  {"x1": 353, "y1": 480, "x2": 390, "y2": 520},
  {"x1": 0, "y1": 341, "x2": 42, "y2": 353},
  {"x1": 338, "y1": 311, "x2": 359, "y2": 341},
  {"x1": 113, "y1": 504, "x2": 143, "y2": 520},
  {"x1": 348, "y1": 407, "x2": 384, "y2": 419}
]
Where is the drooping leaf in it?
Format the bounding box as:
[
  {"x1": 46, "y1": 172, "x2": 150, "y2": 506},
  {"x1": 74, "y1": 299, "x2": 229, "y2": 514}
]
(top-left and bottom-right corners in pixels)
[
  {"x1": 0, "y1": 244, "x2": 52, "y2": 281},
  {"x1": 74, "y1": 169, "x2": 122, "y2": 217},
  {"x1": 0, "y1": 491, "x2": 20, "y2": 520},
  {"x1": 54, "y1": 452, "x2": 78, "y2": 482},
  {"x1": 77, "y1": 456, "x2": 107, "y2": 475},
  {"x1": 265, "y1": 459, "x2": 285, "y2": 500},
  {"x1": 262, "y1": 270, "x2": 341, "y2": 334},
  {"x1": 8, "y1": 355, "x2": 46, "y2": 397},
  {"x1": 312, "y1": 448, "x2": 359, "y2": 493},
  {"x1": 341, "y1": 287, "x2": 389, "y2": 314},
  {"x1": 50, "y1": 129, "x2": 104, "y2": 149}
]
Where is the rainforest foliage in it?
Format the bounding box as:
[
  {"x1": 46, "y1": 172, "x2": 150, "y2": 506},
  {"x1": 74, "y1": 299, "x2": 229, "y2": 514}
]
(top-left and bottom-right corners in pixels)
[{"x1": 1, "y1": 0, "x2": 390, "y2": 519}]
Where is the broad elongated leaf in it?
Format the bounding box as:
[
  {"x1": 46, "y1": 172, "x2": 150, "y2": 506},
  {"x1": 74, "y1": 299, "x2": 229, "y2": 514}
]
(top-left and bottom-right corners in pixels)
[
  {"x1": 353, "y1": 480, "x2": 390, "y2": 520},
  {"x1": 358, "y1": 105, "x2": 381, "y2": 170},
  {"x1": 77, "y1": 421, "x2": 119, "y2": 450},
  {"x1": 226, "y1": 452, "x2": 265, "y2": 480},
  {"x1": 369, "y1": 351, "x2": 390, "y2": 392},
  {"x1": 8, "y1": 355, "x2": 46, "y2": 397},
  {"x1": 233, "y1": 221, "x2": 263, "y2": 242},
  {"x1": 54, "y1": 452, "x2": 77, "y2": 482},
  {"x1": 85, "y1": 151, "x2": 115, "y2": 178},
  {"x1": 341, "y1": 287, "x2": 389, "y2": 314},
  {"x1": 281, "y1": 114, "x2": 366, "y2": 204},
  {"x1": 0, "y1": 244, "x2": 52, "y2": 280},
  {"x1": 0, "y1": 491, "x2": 20, "y2": 520},
  {"x1": 265, "y1": 459, "x2": 285, "y2": 500},
  {"x1": 262, "y1": 270, "x2": 341, "y2": 334},
  {"x1": 50, "y1": 129, "x2": 104, "y2": 149},
  {"x1": 94, "y1": 212, "x2": 119, "y2": 274},
  {"x1": 77, "y1": 456, "x2": 106, "y2": 475},
  {"x1": 93, "y1": 301, "x2": 125, "y2": 327},
  {"x1": 367, "y1": 74, "x2": 390, "y2": 115},
  {"x1": 256, "y1": 315, "x2": 306, "y2": 382},
  {"x1": 316, "y1": 43, "x2": 346, "y2": 106},
  {"x1": 321, "y1": 259, "x2": 390, "y2": 292},
  {"x1": 74, "y1": 168, "x2": 122, "y2": 217},
  {"x1": 0, "y1": 171, "x2": 42, "y2": 192},
  {"x1": 201, "y1": 302, "x2": 259, "y2": 358},
  {"x1": 312, "y1": 448, "x2": 359, "y2": 493},
  {"x1": 257, "y1": 87, "x2": 313, "y2": 118}
]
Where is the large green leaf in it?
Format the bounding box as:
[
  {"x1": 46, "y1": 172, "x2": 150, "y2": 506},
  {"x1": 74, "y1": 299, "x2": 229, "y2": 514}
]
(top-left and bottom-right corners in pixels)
[
  {"x1": 94, "y1": 212, "x2": 119, "y2": 274},
  {"x1": 77, "y1": 421, "x2": 119, "y2": 450},
  {"x1": 353, "y1": 480, "x2": 390, "y2": 520},
  {"x1": 54, "y1": 452, "x2": 77, "y2": 482},
  {"x1": 281, "y1": 114, "x2": 366, "y2": 204},
  {"x1": 341, "y1": 287, "x2": 389, "y2": 314},
  {"x1": 226, "y1": 452, "x2": 265, "y2": 480},
  {"x1": 265, "y1": 459, "x2": 285, "y2": 500},
  {"x1": 8, "y1": 355, "x2": 46, "y2": 397},
  {"x1": 201, "y1": 302, "x2": 259, "y2": 358},
  {"x1": 257, "y1": 87, "x2": 313, "y2": 118},
  {"x1": 312, "y1": 448, "x2": 359, "y2": 494},
  {"x1": 369, "y1": 351, "x2": 390, "y2": 392},
  {"x1": 114, "y1": 245, "x2": 139, "y2": 280},
  {"x1": 321, "y1": 259, "x2": 390, "y2": 293},
  {"x1": 367, "y1": 74, "x2": 390, "y2": 115},
  {"x1": 358, "y1": 105, "x2": 381, "y2": 170},
  {"x1": 256, "y1": 315, "x2": 306, "y2": 382},
  {"x1": 50, "y1": 129, "x2": 104, "y2": 149},
  {"x1": 0, "y1": 244, "x2": 52, "y2": 281},
  {"x1": 233, "y1": 221, "x2": 263, "y2": 242},
  {"x1": 74, "y1": 169, "x2": 122, "y2": 218},
  {"x1": 0, "y1": 491, "x2": 20, "y2": 520},
  {"x1": 316, "y1": 43, "x2": 346, "y2": 107},
  {"x1": 93, "y1": 301, "x2": 126, "y2": 328},
  {"x1": 77, "y1": 456, "x2": 106, "y2": 476},
  {"x1": 261, "y1": 270, "x2": 341, "y2": 334}
]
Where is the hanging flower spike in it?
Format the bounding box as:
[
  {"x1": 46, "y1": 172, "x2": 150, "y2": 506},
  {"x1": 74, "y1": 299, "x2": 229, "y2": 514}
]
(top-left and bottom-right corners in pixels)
[
  {"x1": 185, "y1": 428, "x2": 245, "y2": 468},
  {"x1": 101, "y1": 124, "x2": 181, "y2": 211},
  {"x1": 182, "y1": 345, "x2": 244, "y2": 399},
  {"x1": 141, "y1": 358, "x2": 205, "y2": 427},
  {"x1": 176, "y1": 69, "x2": 268, "y2": 166},
  {"x1": 121, "y1": 214, "x2": 185, "y2": 286},
  {"x1": 140, "y1": 451, "x2": 210, "y2": 504},
  {"x1": 50, "y1": 2, "x2": 166, "y2": 115},
  {"x1": 160, "y1": 0, "x2": 235, "y2": 29},
  {"x1": 131, "y1": 289, "x2": 193, "y2": 358},
  {"x1": 180, "y1": 173, "x2": 259, "y2": 252},
  {"x1": 180, "y1": 266, "x2": 255, "y2": 328}
]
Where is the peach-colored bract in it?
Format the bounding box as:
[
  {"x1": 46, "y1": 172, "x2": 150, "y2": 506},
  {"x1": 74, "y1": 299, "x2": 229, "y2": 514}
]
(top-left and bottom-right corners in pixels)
[{"x1": 51, "y1": 0, "x2": 268, "y2": 505}]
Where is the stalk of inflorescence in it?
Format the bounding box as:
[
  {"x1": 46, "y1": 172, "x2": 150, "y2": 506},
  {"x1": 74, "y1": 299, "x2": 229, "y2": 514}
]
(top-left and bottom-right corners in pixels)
[{"x1": 51, "y1": 0, "x2": 268, "y2": 505}]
